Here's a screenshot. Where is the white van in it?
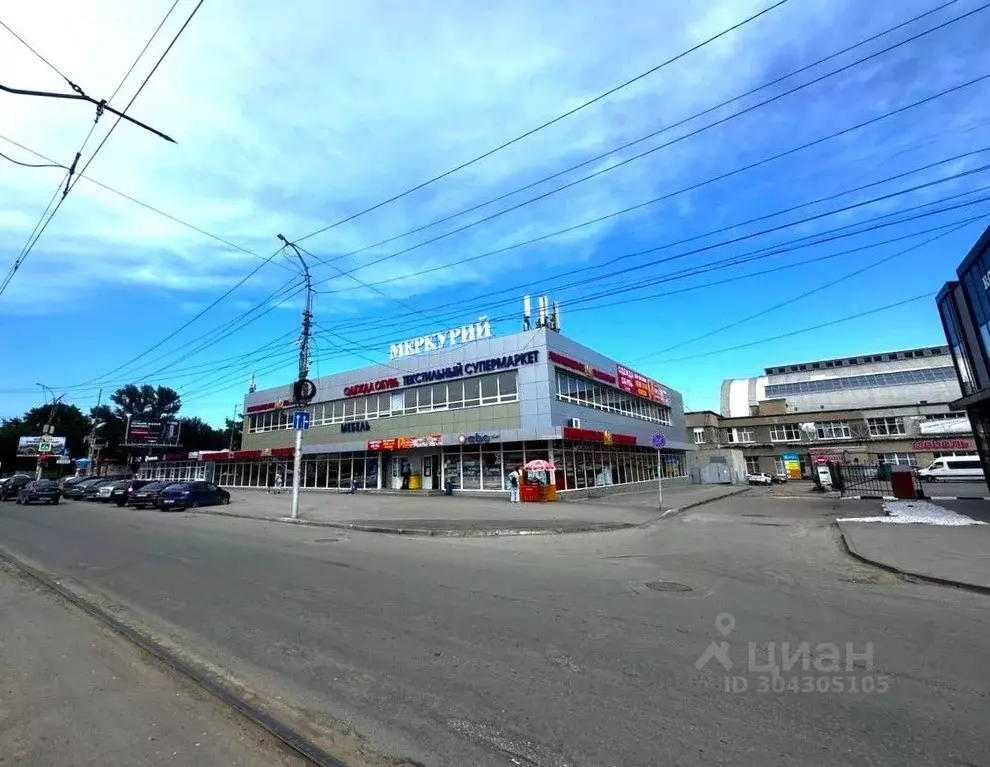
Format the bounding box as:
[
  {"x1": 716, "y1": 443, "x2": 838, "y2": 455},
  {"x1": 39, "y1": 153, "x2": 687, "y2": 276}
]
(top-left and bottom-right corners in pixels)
[{"x1": 917, "y1": 456, "x2": 984, "y2": 482}]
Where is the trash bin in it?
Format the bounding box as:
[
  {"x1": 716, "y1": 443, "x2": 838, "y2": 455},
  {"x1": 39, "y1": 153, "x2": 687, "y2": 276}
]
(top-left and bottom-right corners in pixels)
[{"x1": 409, "y1": 473, "x2": 422, "y2": 490}]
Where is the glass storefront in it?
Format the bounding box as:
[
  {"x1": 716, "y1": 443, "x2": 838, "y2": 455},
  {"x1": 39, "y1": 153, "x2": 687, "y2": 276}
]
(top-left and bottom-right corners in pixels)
[{"x1": 144, "y1": 442, "x2": 688, "y2": 492}]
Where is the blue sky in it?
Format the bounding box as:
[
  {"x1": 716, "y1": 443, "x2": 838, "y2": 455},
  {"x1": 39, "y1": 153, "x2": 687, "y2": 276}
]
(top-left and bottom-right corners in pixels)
[{"x1": 2, "y1": 0, "x2": 989, "y2": 425}]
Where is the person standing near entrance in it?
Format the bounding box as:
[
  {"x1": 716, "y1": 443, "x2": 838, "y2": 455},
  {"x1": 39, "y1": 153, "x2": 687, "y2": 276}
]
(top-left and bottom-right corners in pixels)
[
  {"x1": 507, "y1": 466, "x2": 520, "y2": 503},
  {"x1": 274, "y1": 471, "x2": 284, "y2": 495}
]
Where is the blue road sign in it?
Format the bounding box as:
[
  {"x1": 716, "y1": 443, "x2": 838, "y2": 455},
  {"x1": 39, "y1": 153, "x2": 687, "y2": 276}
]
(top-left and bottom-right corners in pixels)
[
  {"x1": 651, "y1": 433, "x2": 667, "y2": 450},
  {"x1": 292, "y1": 410, "x2": 311, "y2": 430}
]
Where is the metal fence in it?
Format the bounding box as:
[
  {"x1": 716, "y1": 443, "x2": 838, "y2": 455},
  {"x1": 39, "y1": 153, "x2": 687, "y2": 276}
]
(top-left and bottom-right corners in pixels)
[{"x1": 830, "y1": 463, "x2": 921, "y2": 498}]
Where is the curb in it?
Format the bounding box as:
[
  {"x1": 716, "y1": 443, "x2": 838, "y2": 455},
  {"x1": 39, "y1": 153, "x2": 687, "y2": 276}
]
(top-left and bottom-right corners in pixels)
[
  {"x1": 836, "y1": 521, "x2": 990, "y2": 596},
  {"x1": 193, "y1": 508, "x2": 638, "y2": 537},
  {"x1": 836, "y1": 495, "x2": 896, "y2": 501},
  {"x1": 929, "y1": 496, "x2": 990, "y2": 501},
  {"x1": 194, "y1": 486, "x2": 752, "y2": 535},
  {"x1": 657, "y1": 486, "x2": 751, "y2": 520},
  {"x1": 0, "y1": 544, "x2": 349, "y2": 767}
]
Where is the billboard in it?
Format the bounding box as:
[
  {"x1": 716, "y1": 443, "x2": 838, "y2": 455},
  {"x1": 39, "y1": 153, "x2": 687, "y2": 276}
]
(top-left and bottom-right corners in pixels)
[
  {"x1": 16, "y1": 436, "x2": 68, "y2": 457},
  {"x1": 616, "y1": 365, "x2": 671, "y2": 406},
  {"x1": 124, "y1": 419, "x2": 181, "y2": 446}
]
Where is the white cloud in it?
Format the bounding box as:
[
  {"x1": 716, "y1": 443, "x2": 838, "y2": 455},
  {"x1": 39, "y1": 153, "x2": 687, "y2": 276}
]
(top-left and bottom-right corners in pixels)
[{"x1": 1, "y1": 0, "x2": 988, "y2": 334}]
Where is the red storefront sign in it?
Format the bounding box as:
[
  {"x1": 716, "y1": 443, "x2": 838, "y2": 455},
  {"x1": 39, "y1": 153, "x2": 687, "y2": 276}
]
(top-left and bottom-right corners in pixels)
[
  {"x1": 344, "y1": 378, "x2": 400, "y2": 397},
  {"x1": 616, "y1": 364, "x2": 670, "y2": 406},
  {"x1": 548, "y1": 351, "x2": 616, "y2": 384},
  {"x1": 200, "y1": 447, "x2": 294, "y2": 461},
  {"x1": 368, "y1": 435, "x2": 442, "y2": 451},
  {"x1": 912, "y1": 439, "x2": 972, "y2": 451},
  {"x1": 245, "y1": 400, "x2": 284, "y2": 414},
  {"x1": 563, "y1": 426, "x2": 637, "y2": 445}
]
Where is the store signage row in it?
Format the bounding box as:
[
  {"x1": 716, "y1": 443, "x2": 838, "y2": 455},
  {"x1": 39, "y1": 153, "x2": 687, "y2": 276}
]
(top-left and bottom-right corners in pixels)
[
  {"x1": 402, "y1": 350, "x2": 540, "y2": 386},
  {"x1": 616, "y1": 364, "x2": 671, "y2": 406},
  {"x1": 343, "y1": 351, "x2": 541, "y2": 398},
  {"x1": 562, "y1": 426, "x2": 637, "y2": 445},
  {"x1": 343, "y1": 378, "x2": 400, "y2": 397},
  {"x1": 548, "y1": 351, "x2": 616, "y2": 383},
  {"x1": 200, "y1": 447, "x2": 295, "y2": 461},
  {"x1": 913, "y1": 439, "x2": 973, "y2": 450},
  {"x1": 367, "y1": 435, "x2": 443, "y2": 451},
  {"x1": 463, "y1": 433, "x2": 501, "y2": 444},
  {"x1": 341, "y1": 421, "x2": 371, "y2": 433},
  {"x1": 245, "y1": 399, "x2": 284, "y2": 414},
  {"x1": 389, "y1": 316, "x2": 493, "y2": 359}
]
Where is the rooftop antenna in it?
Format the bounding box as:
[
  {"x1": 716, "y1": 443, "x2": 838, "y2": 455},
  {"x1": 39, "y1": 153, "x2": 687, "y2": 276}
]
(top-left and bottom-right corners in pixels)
[
  {"x1": 551, "y1": 300, "x2": 561, "y2": 332},
  {"x1": 248, "y1": 372, "x2": 256, "y2": 393},
  {"x1": 523, "y1": 295, "x2": 532, "y2": 331},
  {"x1": 537, "y1": 295, "x2": 548, "y2": 328}
]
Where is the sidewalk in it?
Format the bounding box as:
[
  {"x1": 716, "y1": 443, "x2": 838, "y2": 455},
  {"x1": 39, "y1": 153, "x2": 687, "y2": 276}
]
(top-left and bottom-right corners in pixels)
[
  {"x1": 195, "y1": 483, "x2": 749, "y2": 536},
  {"x1": 837, "y1": 499, "x2": 990, "y2": 592},
  {"x1": 0, "y1": 561, "x2": 306, "y2": 767}
]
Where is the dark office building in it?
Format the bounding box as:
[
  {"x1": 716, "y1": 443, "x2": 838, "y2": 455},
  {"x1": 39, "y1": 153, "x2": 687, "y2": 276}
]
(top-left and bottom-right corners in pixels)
[{"x1": 937, "y1": 223, "x2": 990, "y2": 489}]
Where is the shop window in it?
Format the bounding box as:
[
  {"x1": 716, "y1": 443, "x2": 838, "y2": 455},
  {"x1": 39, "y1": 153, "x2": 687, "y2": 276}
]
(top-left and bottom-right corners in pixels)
[
  {"x1": 339, "y1": 455, "x2": 353, "y2": 487},
  {"x1": 443, "y1": 448, "x2": 462, "y2": 489},
  {"x1": 481, "y1": 447, "x2": 503, "y2": 490},
  {"x1": 326, "y1": 459, "x2": 340, "y2": 488},
  {"x1": 745, "y1": 456, "x2": 761, "y2": 474},
  {"x1": 461, "y1": 447, "x2": 481, "y2": 489},
  {"x1": 364, "y1": 457, "x2": 378, "y2": 489}
]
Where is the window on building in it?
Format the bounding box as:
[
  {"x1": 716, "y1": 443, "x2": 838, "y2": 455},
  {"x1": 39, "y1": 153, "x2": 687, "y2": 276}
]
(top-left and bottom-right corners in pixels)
[
  {"x1": 745, "y1": 456, "x2": 761, "y2": 474},
  {"x1": 555, "y1": 370, "x2": 672, "y2": 425},
  {"x1": 693, "y1": 428, "x2": 705, "y2": 444},
  {"x1": 248, "y1": 372, "x2": 521, "y2": 433},
  {"x1": 764, "y1": 366, "x2": 956, "y2": 398},
  {"x1": 774, "y1": 456, "x2": 786, "y2": 476},
  {"x1": 877, "y1": 453, "x2": 917, "y2": 466},
  {"x1": 867, "y1": 417, "x2": 905, "y2": 436},
  {"x1": 769, "y1": 423, "x2": 801, "y2": 442},
  {"x1": 816, "y1": 421, "x2": 851, "y2": 440},
  {"x1": 725, "y1": 427, "x2": 754, "y2": 444}
]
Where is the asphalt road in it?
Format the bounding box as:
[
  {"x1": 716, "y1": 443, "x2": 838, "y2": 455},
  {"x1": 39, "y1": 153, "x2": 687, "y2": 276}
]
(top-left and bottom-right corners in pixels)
[{"x1": 1, "y1": 495, "x2": 988, "y2": 766}]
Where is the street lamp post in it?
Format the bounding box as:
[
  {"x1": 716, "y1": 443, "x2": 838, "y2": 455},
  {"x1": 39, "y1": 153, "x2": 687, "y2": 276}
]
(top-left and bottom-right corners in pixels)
[{"x1": 35, "y1": 383, "x2": 65, "y2": 479}]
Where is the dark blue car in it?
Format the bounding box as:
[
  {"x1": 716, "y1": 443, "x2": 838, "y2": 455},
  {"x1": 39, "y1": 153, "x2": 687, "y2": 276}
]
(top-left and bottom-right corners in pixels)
[{"x1": 156, "y1": 481, "x2": 230, "y2": 511}]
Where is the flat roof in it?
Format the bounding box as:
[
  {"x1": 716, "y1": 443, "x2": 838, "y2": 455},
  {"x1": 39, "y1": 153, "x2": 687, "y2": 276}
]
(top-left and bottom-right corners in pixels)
[{"x1": 762, "y1": 345, "x2": 949, "y2": 375}]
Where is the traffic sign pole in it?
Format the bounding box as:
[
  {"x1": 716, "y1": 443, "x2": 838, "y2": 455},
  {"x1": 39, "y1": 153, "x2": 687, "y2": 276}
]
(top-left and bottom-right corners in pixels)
[
  {"x1": 651, "y1": 433, "x2": 667, "y2": 511},
  {"x1": 290, "y1": 410, "x2": 311, "y2": 520}
]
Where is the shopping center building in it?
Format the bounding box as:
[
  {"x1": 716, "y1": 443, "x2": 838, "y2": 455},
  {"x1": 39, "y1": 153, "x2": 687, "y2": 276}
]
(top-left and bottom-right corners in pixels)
[{"x1": 141, "y1": 318, "x2": 690, "y2": 494}]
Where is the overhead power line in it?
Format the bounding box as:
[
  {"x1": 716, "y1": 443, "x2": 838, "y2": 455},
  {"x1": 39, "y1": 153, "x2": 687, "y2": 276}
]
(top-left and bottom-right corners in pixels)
[
  {"x1": 308, "y1": 71, "x2": 990, "y2": 298},
  {"x1": 313, "y1": 144, "x2": 990, "y2": 336},
  {"x1": 0, "y1": 132, "x2": 300, "y2": 275},
  {"x1": 294, "y1": 0, "x2": 790, "y2": 245},
  {"x1": 0, "y1": 149, "x2": 63, "y2": 169},
  {"x1": 648, "y1": 293, "x2": 936, "y2": 364},
  {"x1": 305, "y1": 0, "x2": 970, "y2": 272},
  {"x1": 0, "y1": 0, "x2": 196, "y2": 299}
]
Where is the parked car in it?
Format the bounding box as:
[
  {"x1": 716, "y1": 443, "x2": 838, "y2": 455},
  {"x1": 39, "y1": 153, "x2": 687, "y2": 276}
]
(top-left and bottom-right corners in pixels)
[
  {"x1": 917, "y1": 456, "x2": 984, "y2": 482},
  {"x1": 63, "y1": 476, "x2": 110, "y2": 500},
  {"x1": 16, "y1": 479, "x2": 61, "y2": 505},
  {"x1": 109, "y1": 479, "x2": 152, "y2": 507},
  {"x1": 96, "y1": 482, "x2": 117, "y2": 502},
  {"x1": 1, "y1": 475, "x2": 35, "y2": 501},
  {"x1": 773, "y1": 473, "x2": 788, "y2": 484},
  {"x1": 130, "y1": 481, "x2": 171, "y2": 509},
  {"x1": 747, "y1": 472, "x2": 774, "y2": 486},
  {"x1": 156, "y1": 481, "x2": 230, "y2": 510},
  {"x1": 82, "y1": 478, "x2": 116, "y2": 501}
]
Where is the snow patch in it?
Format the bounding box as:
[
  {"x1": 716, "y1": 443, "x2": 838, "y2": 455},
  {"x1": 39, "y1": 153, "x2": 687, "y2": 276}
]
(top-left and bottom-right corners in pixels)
[{"x1": 839, "y1": 500, "x2": 986, "y2": 526}]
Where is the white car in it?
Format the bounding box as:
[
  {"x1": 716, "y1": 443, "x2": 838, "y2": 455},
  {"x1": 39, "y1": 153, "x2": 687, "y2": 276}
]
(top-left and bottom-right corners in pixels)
[{"x1": 747, "y1": 472, "x2": 774, "y2": 486}]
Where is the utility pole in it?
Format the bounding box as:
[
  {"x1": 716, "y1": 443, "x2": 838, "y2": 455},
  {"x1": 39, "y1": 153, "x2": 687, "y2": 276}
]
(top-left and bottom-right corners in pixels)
[
  {"x1": 35, "y1": 383, "x2": 64, "y2": 479},
  {"x1": 277, "y1": 234, "x2": 314, "y2": 520},
  {"x1": 86, "y1": 388, "x2": 103, "y2": 476},
  {"x1": 228, "y1": 404, "x2": 239, "y2": 451}
]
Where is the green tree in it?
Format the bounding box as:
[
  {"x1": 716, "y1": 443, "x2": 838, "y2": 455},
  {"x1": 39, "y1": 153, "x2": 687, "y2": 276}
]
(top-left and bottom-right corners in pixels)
[
  {"x1": 177, "y1": 417, "x2": 225, "y2": 452},
  {"x1": 223, "y1": 416, "x2": 243, "y2": 451},
  {"x1": 110, "y1": 385, "x2": 182, "y2": 420}
]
